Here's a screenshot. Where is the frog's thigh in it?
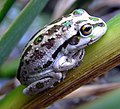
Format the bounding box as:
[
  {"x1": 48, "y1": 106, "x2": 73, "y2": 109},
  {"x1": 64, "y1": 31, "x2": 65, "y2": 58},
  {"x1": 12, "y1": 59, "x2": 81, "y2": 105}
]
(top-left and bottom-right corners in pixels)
[
  {"x1": 53, "y1": 49, "x2": 85, "y2": 71},
  {"x1": 23, "y1": 75, "x2": 61, "y2": 96},
  {"x1": 26, "y1": 69, "x2": 62, "y2": 84},
  {"x1": 23, "y1": 70, "x2": 63, "y2": 96}
]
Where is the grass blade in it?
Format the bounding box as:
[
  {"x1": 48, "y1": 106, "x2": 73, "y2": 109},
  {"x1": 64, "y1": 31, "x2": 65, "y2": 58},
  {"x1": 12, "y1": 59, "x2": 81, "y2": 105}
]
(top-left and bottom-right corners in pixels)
[
  {"x1": 0, "y1": 0, "x2": 48, "y2": 67},
  {"x1": 0, "y1": 0, "x2": 16, "y2": 23}
]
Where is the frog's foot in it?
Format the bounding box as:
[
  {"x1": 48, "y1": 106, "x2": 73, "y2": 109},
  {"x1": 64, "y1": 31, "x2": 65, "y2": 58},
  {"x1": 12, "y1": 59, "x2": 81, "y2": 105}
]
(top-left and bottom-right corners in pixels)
[
  {"x1": 72, "y1": 49, "x2": 85, "y2": 66},
  {"x1": 53, "y1": 49, "x2": 85, "y2": 71},
  {"x1": 23, "y1": 71, "x2": 62, "y2": 96}
]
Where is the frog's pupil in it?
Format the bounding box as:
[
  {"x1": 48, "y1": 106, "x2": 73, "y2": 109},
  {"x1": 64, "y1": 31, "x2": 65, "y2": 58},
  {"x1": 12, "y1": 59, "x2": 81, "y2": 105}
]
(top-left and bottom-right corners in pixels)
[{"x1": 84, "y1": 26, "x2": 91, "y2": 32}]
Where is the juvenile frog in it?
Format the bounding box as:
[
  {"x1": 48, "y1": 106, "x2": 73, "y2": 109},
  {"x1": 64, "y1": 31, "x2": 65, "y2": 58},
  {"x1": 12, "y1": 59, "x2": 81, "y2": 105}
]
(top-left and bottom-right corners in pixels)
[{"x1": 17, "y1": 9, "x2": 107, "y2": 96}]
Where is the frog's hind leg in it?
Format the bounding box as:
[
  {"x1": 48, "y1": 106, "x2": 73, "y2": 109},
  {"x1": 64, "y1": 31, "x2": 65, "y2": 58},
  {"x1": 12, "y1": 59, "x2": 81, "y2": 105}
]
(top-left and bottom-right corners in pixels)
[{"x1": 23, "y1": 70, "x2": 62, "y2": 96}]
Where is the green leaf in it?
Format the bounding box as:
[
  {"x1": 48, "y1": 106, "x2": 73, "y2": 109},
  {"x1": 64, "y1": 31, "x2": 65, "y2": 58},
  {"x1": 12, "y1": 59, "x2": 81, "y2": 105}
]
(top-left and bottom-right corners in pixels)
[
  {"x1": 0, "y1": 85, "x2": 31, "y2": 109},
  {"x1": 0, "y1": 0, "x2": 48, "y2": 67},
  {"x1": 0, "y1": 0, "x2": 16, "y2": 23},
  {"x1": 0, "y1": 59, "x2": 19, "y2": 77}
]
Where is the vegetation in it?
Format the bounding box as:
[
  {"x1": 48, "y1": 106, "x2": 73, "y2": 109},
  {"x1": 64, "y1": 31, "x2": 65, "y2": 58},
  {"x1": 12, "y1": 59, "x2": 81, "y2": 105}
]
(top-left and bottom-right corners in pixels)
[{"x1": 0, "y1": 0, "x2": 120, "y2": 109}]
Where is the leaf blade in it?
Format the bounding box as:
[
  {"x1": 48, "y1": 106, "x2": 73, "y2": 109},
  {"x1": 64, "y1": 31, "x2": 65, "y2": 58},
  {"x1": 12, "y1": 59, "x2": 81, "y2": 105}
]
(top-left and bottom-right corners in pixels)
[
  {"x1": 0, "y1": 0, "x2": 48, "y2": 67},
  {"x1": 0, "y1": 0, "x2": 16, "y2": 23}
]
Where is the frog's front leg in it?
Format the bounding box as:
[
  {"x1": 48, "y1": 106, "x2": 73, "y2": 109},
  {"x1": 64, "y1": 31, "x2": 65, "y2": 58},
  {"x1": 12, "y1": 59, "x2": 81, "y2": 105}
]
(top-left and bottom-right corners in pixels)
[
  {"x1": 53, "y1": 49, "x2": 85, "y2": 71},
  {"x1": 23, "y1": 70, "x2": 62, "y2": 96}
]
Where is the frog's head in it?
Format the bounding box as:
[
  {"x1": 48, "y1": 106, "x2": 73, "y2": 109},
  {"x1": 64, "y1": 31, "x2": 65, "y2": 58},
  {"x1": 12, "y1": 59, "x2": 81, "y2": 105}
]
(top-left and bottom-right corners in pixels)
[{"x1": 67, "y1": 9, "x2": 107, "y2": 50}]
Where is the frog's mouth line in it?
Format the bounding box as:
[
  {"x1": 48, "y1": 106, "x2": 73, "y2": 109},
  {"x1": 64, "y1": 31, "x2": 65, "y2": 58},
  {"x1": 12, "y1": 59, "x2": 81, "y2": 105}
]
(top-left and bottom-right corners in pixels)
[{"x1": 88, "y1": 37, "x2": 100, "y2": 45}]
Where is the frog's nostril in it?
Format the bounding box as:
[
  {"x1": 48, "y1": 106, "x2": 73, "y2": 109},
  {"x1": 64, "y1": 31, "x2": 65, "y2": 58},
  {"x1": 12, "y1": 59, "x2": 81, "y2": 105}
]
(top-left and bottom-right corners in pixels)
[
  {"x1": 88, "y1": 39, "x2": 93, "y2": 44},
  {"x1": 97, "y1": 23, "x2": 105, "y2": 27},
  {"x1": 92, "y1": 22, "x2": 105, "y2": 28}
]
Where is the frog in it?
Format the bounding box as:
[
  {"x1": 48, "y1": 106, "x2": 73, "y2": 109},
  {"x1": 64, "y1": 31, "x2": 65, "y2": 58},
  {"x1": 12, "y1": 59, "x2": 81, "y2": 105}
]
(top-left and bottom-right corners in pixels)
[{"x1": 17, "y1": 9, "x2": 107, "y2": 96}]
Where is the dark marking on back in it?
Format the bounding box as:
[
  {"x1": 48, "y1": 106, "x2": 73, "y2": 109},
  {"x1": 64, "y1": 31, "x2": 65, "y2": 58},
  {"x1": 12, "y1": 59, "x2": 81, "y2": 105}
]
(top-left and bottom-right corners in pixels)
[
  {"x1": 22, "y1": 45, "x2": 32, "y2": 57},
  {"x1": 32, "y1": 50, "x2": 45, "y2": 60},
  {"x1": 25, "y1": 59, "x2": 30, "y2": 65},
  {"x1": 22, "y1": 31, "x2": 44, "y2": 58},
  {"x1": 56, "y1": 33, "x2": 62, "y2": 38},
  {"x1": 46, "y1": 25, "x2": 62, "y2": 36},
  {"x1": 41, "y1": 38, "x2": 55, "y2": 49},
  {"x1": 36, "y1": 82, "x2": 44, "y2": 89},
  {"x1": 34, "y1": 66, "x2": 43, "y2": 72},
  {"x1": 26, "y1": 45, "x2": 32, "y2": 52},
  {"x1": 43, "y1": 61, "x2": 52, "y2": 68},
  {"x1": 29, "y1": 28, "x2": 45, "y2": 42},
  {"x1": 34, "y1": 35, "x2": 44, "y2": 45}
]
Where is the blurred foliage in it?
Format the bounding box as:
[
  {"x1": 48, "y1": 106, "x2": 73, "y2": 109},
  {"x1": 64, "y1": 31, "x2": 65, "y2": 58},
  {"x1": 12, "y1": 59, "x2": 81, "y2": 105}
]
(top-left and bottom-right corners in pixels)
[
  {"x1": 0, "y1": 59, "x2": 19, "y2": 77},
  {"x1": 0, "y1": 0, "x2": 48, "y2": 67},
  {"x1": 0, "y1": 0, "x2": 16, "y2": 23},
  {"x1": 77, "y1": 88, "x2": 120, "y2": 109},
  {"x1": 0, "y1": 0, "x2": 6, "y2": 10}
]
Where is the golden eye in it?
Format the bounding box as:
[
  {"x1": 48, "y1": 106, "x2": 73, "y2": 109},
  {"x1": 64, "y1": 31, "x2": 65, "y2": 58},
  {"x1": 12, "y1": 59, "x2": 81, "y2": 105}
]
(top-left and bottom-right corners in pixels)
[{"x1": 80, "y1": 23, "x2": 93, "y2": 37}]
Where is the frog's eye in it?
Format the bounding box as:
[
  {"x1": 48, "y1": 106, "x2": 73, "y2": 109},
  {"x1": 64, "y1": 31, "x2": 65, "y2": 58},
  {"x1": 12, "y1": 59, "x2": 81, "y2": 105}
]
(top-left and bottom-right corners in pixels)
[{"x1": 80, "y1": 23, "x2": 93, "y2": 37}]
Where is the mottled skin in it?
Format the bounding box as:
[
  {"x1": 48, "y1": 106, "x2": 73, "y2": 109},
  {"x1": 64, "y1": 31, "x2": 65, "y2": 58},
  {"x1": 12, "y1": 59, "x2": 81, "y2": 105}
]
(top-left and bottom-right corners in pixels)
[{"x1": 17, "y1": 9, "x2": 107, "y2": 96}]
